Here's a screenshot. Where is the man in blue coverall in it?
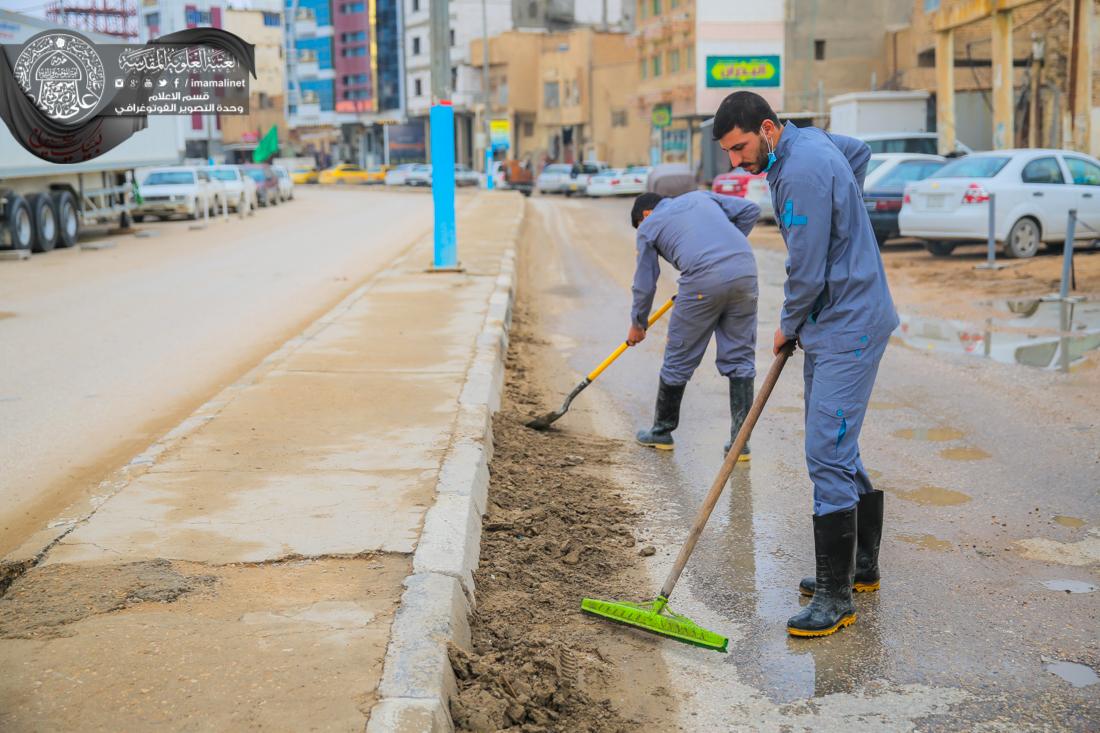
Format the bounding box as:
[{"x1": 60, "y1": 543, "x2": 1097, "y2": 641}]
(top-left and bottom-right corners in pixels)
[
  {"x1": 712, "y1": 91, "x2": 899, "y2": 638},
  {"x1": 627, "y1": 190, "x2": 761, "y2": 458}
]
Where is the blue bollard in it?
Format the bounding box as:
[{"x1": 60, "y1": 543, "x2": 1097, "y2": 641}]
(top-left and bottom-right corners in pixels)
[
  {"x1": 485, "y1": 148, "x2": 494, "y2": 190},
  {"x1": 431, "y1": 103, "x2": 457, "y2": 269}
]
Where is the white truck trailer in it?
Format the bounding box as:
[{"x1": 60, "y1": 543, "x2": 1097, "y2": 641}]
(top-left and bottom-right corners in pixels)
[
  {"x1": 827, "y1": 90, "x2": 931, "y2": 137},
  {"x1": 0, "y1": 10, "x2": 182, "y2": 253}
]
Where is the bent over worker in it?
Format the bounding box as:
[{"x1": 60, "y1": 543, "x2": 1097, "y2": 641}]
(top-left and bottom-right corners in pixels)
[
  {"x1": 628, "y1": 190, "x2": 760, "y2": 457},
  {"x1": 713, "y1": 91, "x2": 899, "y2": 638}
]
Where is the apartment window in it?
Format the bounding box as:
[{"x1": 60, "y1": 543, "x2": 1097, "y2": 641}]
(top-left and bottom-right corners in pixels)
[
  {"x1": 669, "y1": 49, "x2": 680, "y2": 74},
  {"x1": 340, "y1": 3, "x2": 364, "y2": 13},
  {"x1": 412, "y1": 0, "x2": 419, "y2": 10},
  {"x1": 640, "y1": 58, "x2": 647, "y2": 80},
  {"x1": 342, "y1": 31, "x2": 366, "y2": 42},
  {"x1": 523, "y1": 120, "x2": 534, "y2": 137},
  {"x1": 341, "y1": 46, "x2": 367, "y2": 57},
  {"x1": 451, "y1": 66, "x2": 457, "y2": 91},
  {"x1": 145, "y1": 11, "x2": 159, "y2": 26},
  {"x1": 543, "y1": 81, "x2": 559, "y2": 109},
  {"x1": 413, "y1": 36, "x2": 421, "y2": 55},
  {"x1": 652, "y1": 0, "x2": 661, "y2": 15},
  {"x1": 262, "y1": 11, "x2": 280, "y2": 26},
  {"x1": 414, "y1": 78, "x2": 422, "y2": 96},
  {"x1": 670, "y1": 0, "x2": 679, "y2": 6},
  {"x1": 686, "y1": 44, "x2": 694, "y2": 69},
  {"x1": 450, "y1": 29, "x2": 455, "y2": 46},
  {"x1": 652, "y1": 54, "x2": 662, "y2": 77},
  {"x1": 612, "y1": 110, "x2": 627, "y2": 127},
  {"x1": 815, "y1": 40, "x2": 826, "y2": 61}
]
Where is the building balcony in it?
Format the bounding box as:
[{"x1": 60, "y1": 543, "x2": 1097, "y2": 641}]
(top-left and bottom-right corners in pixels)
[
  {"x1": 296, "y1": 59, "x2": 319, "y2": 77},
  {"x1": 294, "y1": 9, "x2": 317, "y2": 37}
]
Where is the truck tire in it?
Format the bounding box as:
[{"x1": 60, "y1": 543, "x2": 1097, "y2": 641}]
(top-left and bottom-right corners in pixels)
[
  {"x1": 26, "y1": 193, "x2": 58, "y2": 253},
  {"x1": 3, "y1": 194, "x2": 34, "y2": 250},
  {"x1": 51, "y1": 190, "x2": 80, "y2": 248}
]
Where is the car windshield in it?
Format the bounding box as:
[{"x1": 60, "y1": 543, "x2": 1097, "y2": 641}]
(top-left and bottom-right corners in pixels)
[
  {"x1": 866, "y1": 159, "x2": 886, "y2": 176},
  {"x1": 876, "y1": 160, "x2": 945, "y2": 189},
  {"x1": 594, "y1": 170, "x2": 620, "y2": 178},
  {"x1": 244, "y1": 169, "x2": 266, "y2": 182},
  {"x1": 144, "y1": 171, "x2": 195, "y2": 185},
  {"x1": 209, "y1": 169, "x2": 238, "y2": 181},
  {"x1": 933, "y1": 156, "x2": 1011, "y2": 178}
]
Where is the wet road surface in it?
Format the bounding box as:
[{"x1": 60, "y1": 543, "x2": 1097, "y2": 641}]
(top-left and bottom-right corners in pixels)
[{"x1": 526, "y1": 195, "x2": 1099, "y2": 730}]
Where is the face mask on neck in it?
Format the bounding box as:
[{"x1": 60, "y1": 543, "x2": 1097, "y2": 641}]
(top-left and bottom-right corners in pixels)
[{"x1": 762, "y1": 127, "x2": 777, "y2": 173}]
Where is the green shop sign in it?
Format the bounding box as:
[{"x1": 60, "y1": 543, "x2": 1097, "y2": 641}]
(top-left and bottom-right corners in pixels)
[
  {"x1": 706, "y1": 55, "x2": 781, "y2": 88},
  {"x1": 651, "y1": 104, "x2": 672, "y2": 128}
]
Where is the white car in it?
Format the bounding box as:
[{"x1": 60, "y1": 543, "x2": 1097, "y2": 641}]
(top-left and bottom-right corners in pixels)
[
  {"x1": 899, "y1": 149, "x2": 1100, "y2": 258},
  {"x1": 405, "y1": 164, "x2": 433, "y2": 187},
  {"x1": 584, "y1": 169, "x2": 624, "y2": 197},
  {"x1": 207, "y1": 165, "x2": 256, "y2": 212},
  {"x1": 864, "y1": 153, "x2": 947, "y2": 190},
  {"x1": 271, "y1": 164, "x2": 294, "y2": 201},
  {"x1": 135, "y1": 167, "x2": 223, "y2": 222},
  {"x1": 453, "y1": 164, "x2": 480, "y2": 187},
  {"x1": 564, "y1": 161, "x2": 609, "y2": 196},
  {"x1": 744, "y1": 176, "x2": 775, "y2": 222},
  {"x1": 858, "y1": 132, "x2": 973, "y2": 156},
  {"x1": 536, "y1": 163, "x2": 573, "y2": 194},
  {"x1": 384, "y1": 163, "x2": 417, "y2": 186}
]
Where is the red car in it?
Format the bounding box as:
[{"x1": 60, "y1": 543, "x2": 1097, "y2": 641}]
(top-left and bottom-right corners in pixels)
[{"x1": 712, "y1": 169, "x2": 765, "y2": 197}]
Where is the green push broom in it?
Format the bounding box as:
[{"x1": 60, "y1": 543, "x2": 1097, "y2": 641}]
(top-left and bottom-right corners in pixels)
[{"x1": 581, "y1": 344, "x2": 794, "y2": 652}]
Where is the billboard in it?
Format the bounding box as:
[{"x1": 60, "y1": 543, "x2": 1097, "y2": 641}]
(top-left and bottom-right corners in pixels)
[{"x1": 705, "y1": 55, "x2": 781, "y2": 88}]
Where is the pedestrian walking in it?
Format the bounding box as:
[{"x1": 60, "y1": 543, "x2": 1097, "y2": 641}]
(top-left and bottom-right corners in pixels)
[
  {"x1": 711, "y1": 91, "x2": 899, "y2": 638},
  {"x1": 628, "y1": 190, "x2": 761, "y2": 458}
]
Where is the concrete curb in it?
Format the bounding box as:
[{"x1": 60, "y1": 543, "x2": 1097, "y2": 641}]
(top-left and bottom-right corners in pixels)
[{"x1": 369, "y1": 246, "x2": 516, "y2": 733}]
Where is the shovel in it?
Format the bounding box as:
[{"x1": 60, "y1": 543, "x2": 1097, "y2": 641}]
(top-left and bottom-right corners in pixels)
[{"x1": 526, "y1": 296, "x2": 675, "y2": 431}]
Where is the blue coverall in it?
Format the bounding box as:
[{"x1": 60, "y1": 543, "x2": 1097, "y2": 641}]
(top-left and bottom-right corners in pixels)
[
  {"x1": 631, "y1": 191, "x2": 760, "y2": 386},
  {"x1": 765, "y1": 123, "x2": 900, "y2": 516}
]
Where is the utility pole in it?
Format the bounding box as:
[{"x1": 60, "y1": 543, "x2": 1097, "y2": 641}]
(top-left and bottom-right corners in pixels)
[
  {"x1": 1028, "y1": 34, "x2": 1043, "y2": 149},
  {"x1": 1067, "y1": 0, "x2": 1093, "y2": 152},
  {"x1": 429, "y1": 0, "x2": 457, "y2": 269},
  {"x1": 481, "y1": 0, "x2": 493, "y2": 190}
]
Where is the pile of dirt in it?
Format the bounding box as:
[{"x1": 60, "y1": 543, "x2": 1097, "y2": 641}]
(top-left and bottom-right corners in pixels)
[{"x1": 449, "y1": 305, "x2": 657, "y2": 733}]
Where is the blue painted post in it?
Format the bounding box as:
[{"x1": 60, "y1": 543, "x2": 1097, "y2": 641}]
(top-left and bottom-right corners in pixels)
[
  {"x1": 431, "y1": 102, "x2": 457, "y2": 269},
  {"x1": 485, "y1": 148, "x2": 494, "y2": 190}
]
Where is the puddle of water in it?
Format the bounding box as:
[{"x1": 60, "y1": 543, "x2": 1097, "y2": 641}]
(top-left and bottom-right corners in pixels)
[
  {"x1": 940, "y1": 447, "x2": 991, "y2": 461},
  {"x1": 894, "y1": 485, "x2": 971, "y2": 506},
  {"x1": 1041, "y1": 579, "x2": 1097, "y2": 594},
  {"x1": 893, "y1": 427, "x2": 966, "y2": 442},
  {"x1": 1044, "y1": 660, "x2": 1100, "y2": 687},
  {"x1": 1054, "y1": 515, "x2": 1086, "y2": 529},
  {"x1": 895, "y1": 298, "x2": 1100, "y2": 371},
  {"x1": 897, "y1": 533, "x2": 953, "y2": 551}
]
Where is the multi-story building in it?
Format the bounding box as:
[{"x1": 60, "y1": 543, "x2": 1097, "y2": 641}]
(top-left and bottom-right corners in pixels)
[
  {"x1": 473, "y1": 27, "x2": 648, "y2": 166},
  {"x1": 221, "y1": 3, "x2": 288, "y2": 162},
  {"x1": 285, "y1": 0, "x2": 403, "y2": 166},
  {"x1": 139, "y1": 0, "x2": 230, "y2": 160},
  {"x1": 402, "y1": 0, "x2": 512, "y2": 167}
]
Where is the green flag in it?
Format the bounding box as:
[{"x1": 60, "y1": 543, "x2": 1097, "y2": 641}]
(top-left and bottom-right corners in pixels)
[{"x1": 253, "y1": 125, "x2": 278, "y2": 163}]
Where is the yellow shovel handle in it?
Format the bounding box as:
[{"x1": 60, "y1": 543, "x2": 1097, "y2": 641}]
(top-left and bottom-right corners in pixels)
[{"x1": 585, "y1": 296, "x2": 676, "y2": 382}]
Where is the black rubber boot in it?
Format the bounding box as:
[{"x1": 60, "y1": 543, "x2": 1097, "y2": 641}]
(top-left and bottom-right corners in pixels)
[
  {"x1": 799, "y1": 490, "x2": 883, "y2": 596},
  {"x1": 722, "y1": 376, "x2": 754, "y2": 460},
  {"x1": 787, "y1": 508, "x2": 857, "y2": 637},
  {"x1": 636, "y1": 380, "x2": 686, "y2": 450}
]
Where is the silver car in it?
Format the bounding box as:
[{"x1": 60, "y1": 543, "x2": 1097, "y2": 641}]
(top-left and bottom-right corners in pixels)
[{"x1": 536, "y1": 164, "x2": 573, "y2": 194}]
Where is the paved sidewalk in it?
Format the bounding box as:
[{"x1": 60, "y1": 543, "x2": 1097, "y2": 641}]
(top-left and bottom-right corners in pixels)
[{"x1": 0, "y1": 191, "x2": 522, "y2": 732}]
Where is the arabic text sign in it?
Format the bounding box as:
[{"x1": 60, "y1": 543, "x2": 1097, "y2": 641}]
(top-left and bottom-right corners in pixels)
[
  {"x1": 489, "y1": 118, "x2": 510, "y2": 150},
  {"x1": 705, "y1": 55, "x2": 781, "y2": 88}
]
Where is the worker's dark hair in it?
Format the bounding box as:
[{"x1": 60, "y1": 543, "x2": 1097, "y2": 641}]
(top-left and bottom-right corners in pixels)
[
  {"x1": 712, "y1": 91, "x2": 780, "y2": 140},
  {"x1": 631, "y1": 193, "x2": 664, "y2": 229}
]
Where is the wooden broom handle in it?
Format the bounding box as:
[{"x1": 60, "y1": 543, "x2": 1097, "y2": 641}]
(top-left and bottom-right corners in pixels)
[{"x1": 658, "y1": 343, "x2": 794, "y2": 601}]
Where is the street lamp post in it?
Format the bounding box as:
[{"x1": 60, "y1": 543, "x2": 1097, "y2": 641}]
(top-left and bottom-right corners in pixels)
[{"x1": 429, "y1": 0, "x2": 457, "y2": 270}]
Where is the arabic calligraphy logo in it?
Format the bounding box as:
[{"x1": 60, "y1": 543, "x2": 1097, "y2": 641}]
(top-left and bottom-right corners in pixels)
[{"x1": 14, "y1": 32, "x2": 105, "y2": 124}]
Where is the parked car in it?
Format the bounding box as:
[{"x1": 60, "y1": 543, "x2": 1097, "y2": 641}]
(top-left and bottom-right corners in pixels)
[
  {"x1": 863, "y1": 153, "x2": 946, "y2": 190},
  {"x1": 744, "y1": 176, "x2": 774, "y2": 222},
  {"x1": 405, "y1": 164, "x2": 433, "y2": 187},
  {"x1": 899, "y1": 149, "x2": 1100, "y2": 258},
  {"x1": 134, "y1": 166, "x2": 222, "y2": 222},
  {"x1": 858, "y1": 132, "x2": 973, "y2": 156},
  {"x1": 384, "y1": 163, "x2": 417, "y2": 186},
  {"x1": 207, "y1": 165, "x2": 257, "y2": 213},
  {"x1": 453, "y1": 164, "x2": 481, "y2": 187},
  {"x1": 564, "y1": 161, "x2": 608, "y2": 196},
  {"x1": 712, "y1": 168, "x2": 765, "y2": 198},
  {"x1": 584, "y1": 169, "x2": 624, "y2": 197},
  {"x1": 646, "y1": 163, "x2": 695, "y2": 196},
  {"x1": 272, "y1": 165, "x2": 294, "y2": 201},
  {"x1": 862, "y1": 155, "x2": 946, "y2": 245},
  {"x1": 319, "y1": 163, "x2": 375, "y2": 185},
  {"x1": 290, "y1": 167, "x2": 319, "y2": 185},
  {"x1": 241, "y1": 164, "x2": 281, "y2": 207},
  {"x1": 535, "y1": 163, "x2": 573, "y2": 194}
]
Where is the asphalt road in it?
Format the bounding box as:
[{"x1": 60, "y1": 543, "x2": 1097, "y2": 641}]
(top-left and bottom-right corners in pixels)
[
  {"x1": 526, "y1": 195, "x2": 1099, "y2": 731},
  {"x1": 0, "y1": 187, "x2": 437, "y2": 556}
]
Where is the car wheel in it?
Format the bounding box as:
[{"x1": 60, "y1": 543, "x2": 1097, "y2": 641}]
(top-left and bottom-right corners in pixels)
[
  {"x1": 52, "y1": 190, "x2": 80, "y2": 247},
  {"x1": 874, "y1": 230, "x2": 889, "y2": 248},
  {"x1": 1004, "y1": 217, "x2": 1040, "y2": 259},
  {"x1": 132, "y1": 214, "x2": 145, "y2": 223},
  {"x1": 923, "y1": 240, "x2": 956, "y2": 256},
  {"x1": 26, "y1": 192, "x2": 58, "y2": 253},
  {"x1": 3, "y1": 194, "x2": 34, "y2": 251}
]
